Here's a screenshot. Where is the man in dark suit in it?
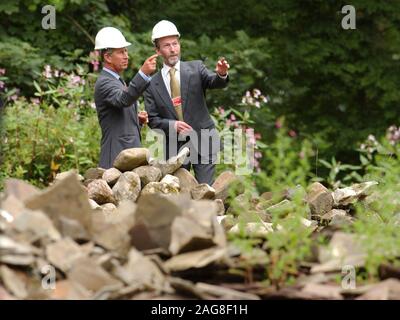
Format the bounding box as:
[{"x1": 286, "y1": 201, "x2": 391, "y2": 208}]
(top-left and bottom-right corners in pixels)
[
  {"x1": 144, "y1": 20, "x2": 230, "y2": 185},
  {"x1": 94, "y1": 27, "x2": 158, "y2": 168}
]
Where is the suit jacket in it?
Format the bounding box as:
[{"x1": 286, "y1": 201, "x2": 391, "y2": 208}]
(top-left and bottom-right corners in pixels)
[
  {"x1": 94, "y1": 70, "x2": 149, "y2": 168},
  {"x1": 144, "y1": 60, "x2": 228, "y2": 158}
]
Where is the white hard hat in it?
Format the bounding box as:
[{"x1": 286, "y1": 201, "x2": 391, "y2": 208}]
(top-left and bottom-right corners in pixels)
[
  {"x1": 151, "y1": 20, "x2": 180, "y2": 43},
  {"x1": 94, "y1": 27, "x2": 131, "y2": 50}
]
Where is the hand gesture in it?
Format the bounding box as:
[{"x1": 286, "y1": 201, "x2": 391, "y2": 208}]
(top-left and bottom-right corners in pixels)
[
  {"x1": 174, "y1": 121, "x2": 193, "y2": 134},
  {"x1": 140, "y1": 54, "x2": 158, "y2": 76},
  {"x1": 215, "y1": 56, "x2": 230, "y2": 76},
  {"x1": 138, "y1": 111, "x2": 148, "y2": 125}
]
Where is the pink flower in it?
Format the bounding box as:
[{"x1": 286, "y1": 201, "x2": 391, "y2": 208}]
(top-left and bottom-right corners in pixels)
[
  {"x1": 289, "y1": 130, "x2": 297, "y2": 138},
  {"x1": 54, "y1": 70, "x2": 60, "y2": 77},
  {"x1": 218, "y1": 107, "x2": 225, "y2": 114},
  {"x1": 255, "y1": 133, "x2": 262, "y2": 140},
  {"x1": 10, "y1": 95, "x2": 18, "y2": 101},
  {"x1": 225, "y1": 119, "x2": 232, "y2": 127},
  {"x1": 91, "y1": 60, "x2": 100, "y2": 72},
  {"x1": 43, "y1": 65, "x2": 52, "y2": 78},
  {"x1": 58, "y1": 88, "x2": 65, "y2": 94},
  {"x1": 0, "y1": 81, "x2": 4, "y2": 90},
  {"x1": 0, "y1": 68, "x2": 5, "y2": 76},
  {"x1": 255, "y1": 151, "x2": 262, "y2": 159},
  {"x1": 71, "y1": 75, "x2": 81, "y2": 85},
  {"x1": 30, "y1": 98, "x2": 40, "y2": 105},
  {"x1": 230, "y1": 114, "x2": 236, "y2": 121},
  {"x1": 299, "y1": 151, "x2": 305, "y2": 159},
  {"x1": 275, "y1": 120, "x2": 282, "y2": 129}
]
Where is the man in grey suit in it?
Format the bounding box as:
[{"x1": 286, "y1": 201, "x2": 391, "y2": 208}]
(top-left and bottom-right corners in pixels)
[
  {"x1": 144, "y1": 20, "x2": 230, "y2": 185},
  {"x1": 94, "y1": 27, "x2": 158, "y2": 168}
]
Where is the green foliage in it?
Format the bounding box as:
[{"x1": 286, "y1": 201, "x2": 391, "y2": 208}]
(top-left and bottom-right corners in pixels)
[
  {"x1": 0, "y1": 98, "x2": 100, "y2": 188},
  {"x1": 259, "y1": 117, "x2": 313, "y2": 190}
]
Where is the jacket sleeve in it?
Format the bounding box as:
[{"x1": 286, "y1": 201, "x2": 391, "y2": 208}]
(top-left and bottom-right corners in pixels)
[
  {"x1": 144, "y1": 86, "x2": 173, "y2": 133},
  {"x1": 100, "y1": 72, "x2": 150, "y2": 109},
  {"x1": 198, "y1": 61, "x2": 229, "y2": 90}
]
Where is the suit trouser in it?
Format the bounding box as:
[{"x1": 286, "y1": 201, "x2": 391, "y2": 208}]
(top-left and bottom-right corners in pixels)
[{"x1": 165, "y1": 134, "x2": 218, "y2": 186}]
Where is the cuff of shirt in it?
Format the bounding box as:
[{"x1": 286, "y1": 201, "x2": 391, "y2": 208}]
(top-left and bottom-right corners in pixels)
[
  {"x1": 217, "y1": 72, "x2": 228, "y2": 79},
  {"x1": 139, "y1": 70, "x2": 152, "y2": 82}
]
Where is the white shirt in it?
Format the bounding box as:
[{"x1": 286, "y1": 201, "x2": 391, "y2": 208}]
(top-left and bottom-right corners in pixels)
[{"x1": 161, "y1": 61, "x2": 181, "y2": 97}]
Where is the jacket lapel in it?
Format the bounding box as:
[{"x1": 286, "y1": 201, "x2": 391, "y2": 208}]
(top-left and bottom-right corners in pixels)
[
  {"x1": 180, "y1": 61, "x2": 191, "y2": 118},
  {"x1": 153, "y1": 72, "x2": 177, "y2": 119}
]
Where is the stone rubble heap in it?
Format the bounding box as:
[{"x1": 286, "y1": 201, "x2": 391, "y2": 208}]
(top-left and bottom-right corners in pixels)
[{"x1": 1, "y1": 147, "x2": 399, "y2": 300}]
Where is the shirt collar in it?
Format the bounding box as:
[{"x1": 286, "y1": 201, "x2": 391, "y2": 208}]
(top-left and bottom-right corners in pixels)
[
  {"x1": 162, "y1": 60, "x2": 180, "y2": 77},
  {"x1": 103, "y1": 67, "x2": 121, "y2": 80}
]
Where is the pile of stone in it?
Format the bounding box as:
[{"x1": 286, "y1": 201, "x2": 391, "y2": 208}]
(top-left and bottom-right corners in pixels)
[
  {"x1": 0, "y1": 147, "x2": 258, "y2": 300},
  {"x1": 1, "y1": 146, "x2": 399, "y2": 300}
]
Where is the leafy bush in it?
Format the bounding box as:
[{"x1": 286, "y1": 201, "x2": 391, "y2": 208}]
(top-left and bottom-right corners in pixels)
[{"x1": 0, "y1": 97, "x2": 100, "y2": 188}]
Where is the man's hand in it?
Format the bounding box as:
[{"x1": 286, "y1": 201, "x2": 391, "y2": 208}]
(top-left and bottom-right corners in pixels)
[
  {"x1": 215, "y1": 56, "x2": 230, "y2": 76},
  {"x1": 140, "y1": 54, "x2": 158, "y2": 76},
  {"x1": 138, "y1": 111, "x2": 148, "y2": 125},
  {"x1": 174, "y1": 121, "x2": 193, "y2": 134}
]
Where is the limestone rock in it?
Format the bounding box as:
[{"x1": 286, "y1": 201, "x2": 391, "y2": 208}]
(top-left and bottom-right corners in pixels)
[
  {"x1": 132, "y1": 165, "x2": 162, "y2": 187},
  {"x1": 150, "y1": 147, "x2": 190, "y2": 176},
  {"x1": 84, "y1": 168, "x2": 106, "y2": 181},
  {"x1": 173, "y1": 168, "x2": 198, "y2": 193},
  {"x1": 55, "y1": 170, "x2": 84, "y2": 183},
  {"x1": 112, "y1": 172, "x2": 141, "y2": 203},
  {"x1": 131, "y1": 194, "x2": 189, "y2": 251},
  {"x1": 140, "y1": 182, "x2": 179, "y2": 196},
  {"x1": 113, "y1": 148, "x2": 150, "y2": 172},
  {"x1": 191, "y1": 184, "x2": 215, "y2": 200},
  {"x1": 102, "y1": 168, "x2": 122, "y2": 187},
  {"x1": 24, "y1": 173, "x2": 92, "y2": 231},
  {"x1": 306, "y1": 182, "x2": 333, "y2": 216},
  {"x1": 89, "y1": 200, "x2": 137, "y2": 255},
  {"x1": 212, "y1": 171, "x2": 243, "y2": 202},
  {"x1": 88, "y1": 179, "x2": 116, "y2": 205},
  {"x1": 46, "y1": 238, "x2": 86, "y2": 273},
  {"x1": 332, "y1": 181, "x2": 379, "y2": 206},
  {"x1": 161, "y1": 174, "x2": 180, "y2": 190}
]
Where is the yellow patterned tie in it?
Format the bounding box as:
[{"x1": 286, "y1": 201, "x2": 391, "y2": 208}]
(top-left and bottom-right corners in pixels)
[{"x1": 169, "y1": 67, "x2": 183, "y2": 121}]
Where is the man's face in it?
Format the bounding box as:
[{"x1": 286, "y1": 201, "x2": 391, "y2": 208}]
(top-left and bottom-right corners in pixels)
[
  {"x1": 104, "y1": 47, "x2": 129, "y2": 73},
  {"x1": 156, "y1": 36, "x2": 180, "y2": 67}
]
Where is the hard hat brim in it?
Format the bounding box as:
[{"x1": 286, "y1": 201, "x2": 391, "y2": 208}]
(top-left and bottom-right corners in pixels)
[{"x1": 94, "y1": 41, "x2": 132, "y2": 50}]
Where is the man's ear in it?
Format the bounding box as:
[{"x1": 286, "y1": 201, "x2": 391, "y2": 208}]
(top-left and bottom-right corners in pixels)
[{"x1": 104, "y1": 52, "x2": 112, "y2": 64}]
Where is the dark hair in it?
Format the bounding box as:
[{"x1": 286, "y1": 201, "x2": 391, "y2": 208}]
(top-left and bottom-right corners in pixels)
[{"x1": 100, "y1": 48, "x2": 114, "y2": 62}]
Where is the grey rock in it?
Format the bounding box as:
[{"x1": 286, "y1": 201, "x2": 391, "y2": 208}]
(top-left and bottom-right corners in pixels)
[
  {"x1": 89, "y1": 200, "x2": 137, "y2": 255},
  {"x1": 88, "y1": 179, "x2": 116, "y2": 205},
  {"x1": 84, "y1": 168, "x2": 106, "y2": 181},
  {"x1": 112, "y1": 172, "x2": 141, "y2": 203},
  {"x1": 150, "y1": 147, "x2": 190, "y2": 176},
  {"x1": 140, "y1": 182, "x2": 179, "y2": 196},
  {"x1": 55, "y1": 170, "x2": 84, "y2": 183},
  {"x1": 160, "y1": 174, "x2": 180, "y2": 190},
  {"x1": 173, "y1": 168, "x2": 198, "y2": 193},
  {"x1": 25, "y1": 172, "x2": 92, "y2": 231},
  {"x1": 333, "y1": 181, "x2": 379, "y2": 206},
  {"x1": 164, "y1": 247, "x2": 227, "y2": 272},
  {"x1": 113, "y1": 148, "x2": 150, "y2": 172},
  {"x1": 306, "y1": 182, "x2": 333, "y2": 216},
  {"x1": 191, "y1": 184, "x2": 215, "y2": 200},
  {"x1": 46, "y1": 238, "x2": 86, "y2": 273},
  {"x1": 212, "y1": 171, "x2": 243, "y2": 202},
  {"x1": 102, "y1": 168, "x2": 122, "y2": 187},
  {"x1": 132, "y1": 165, "x2": 162, "y2": 187}
]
